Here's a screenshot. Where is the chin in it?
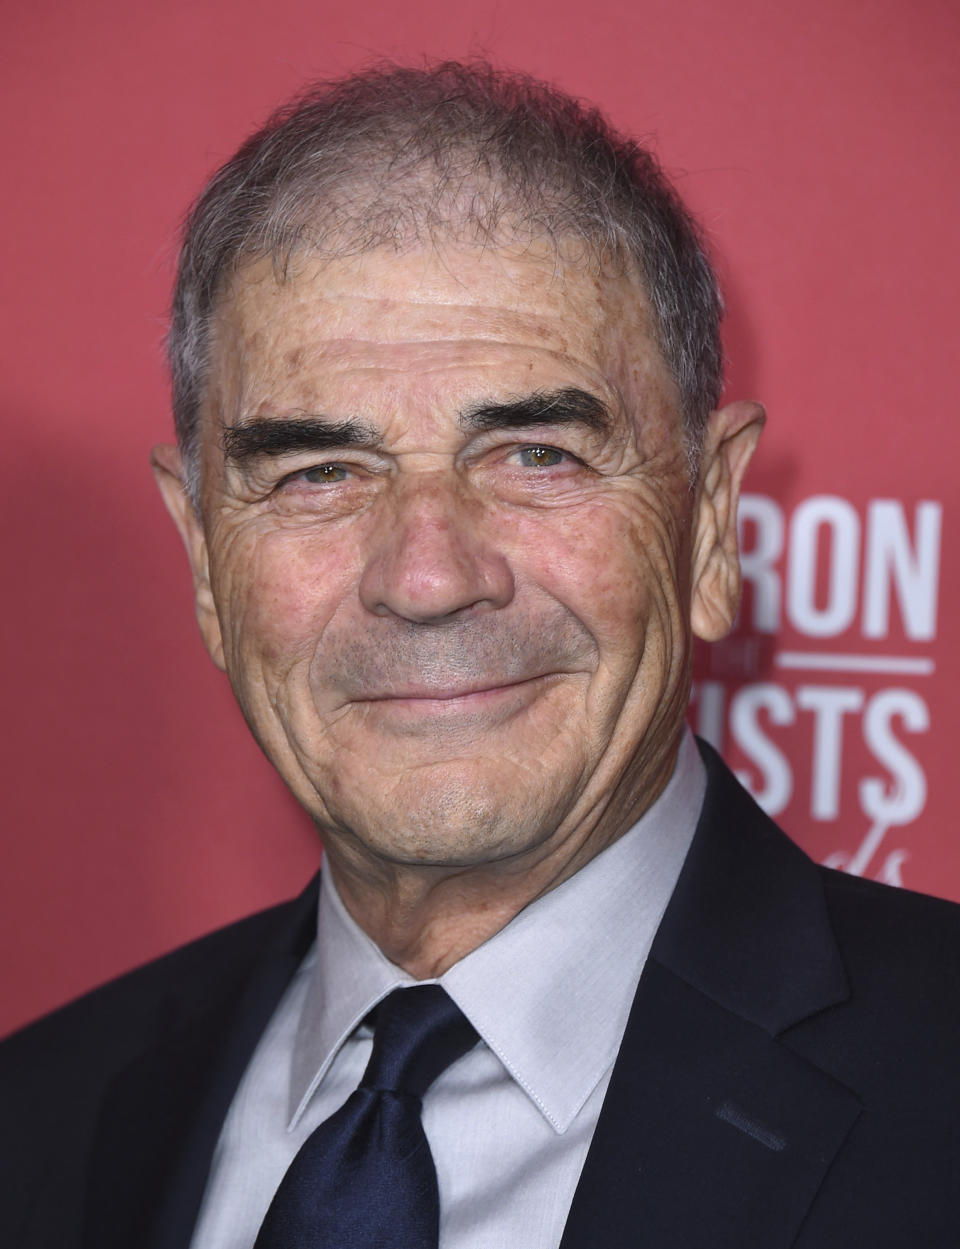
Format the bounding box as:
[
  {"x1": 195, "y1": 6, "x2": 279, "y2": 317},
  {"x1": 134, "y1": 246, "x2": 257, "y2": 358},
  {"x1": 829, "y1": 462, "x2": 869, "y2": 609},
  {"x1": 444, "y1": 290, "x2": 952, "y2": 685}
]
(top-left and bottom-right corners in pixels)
[{"x1": 330, "y1": 762, "x2": 572, "y2": 870}]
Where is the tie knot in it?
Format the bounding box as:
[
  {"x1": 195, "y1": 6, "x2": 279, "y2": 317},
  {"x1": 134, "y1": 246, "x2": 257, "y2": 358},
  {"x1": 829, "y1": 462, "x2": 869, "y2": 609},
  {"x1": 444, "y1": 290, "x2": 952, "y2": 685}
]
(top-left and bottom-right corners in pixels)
[{"x1": 361, "y1": 985, "x2": 477, "y2": 1099}]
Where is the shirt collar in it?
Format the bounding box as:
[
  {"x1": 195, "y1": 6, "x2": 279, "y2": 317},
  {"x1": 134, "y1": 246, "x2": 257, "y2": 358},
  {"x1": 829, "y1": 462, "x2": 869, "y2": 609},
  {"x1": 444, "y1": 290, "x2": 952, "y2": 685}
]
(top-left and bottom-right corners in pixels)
[{"x1": 289, "y1": 730, "x2": 706, "y2": 1132}]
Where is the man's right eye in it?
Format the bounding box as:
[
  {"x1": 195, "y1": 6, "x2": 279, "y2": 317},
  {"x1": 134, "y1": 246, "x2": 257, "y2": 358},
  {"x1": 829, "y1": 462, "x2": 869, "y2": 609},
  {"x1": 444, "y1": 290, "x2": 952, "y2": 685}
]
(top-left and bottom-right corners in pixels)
[{"x1": 301, "y1": 463, "x2": 349, "y2": 484}]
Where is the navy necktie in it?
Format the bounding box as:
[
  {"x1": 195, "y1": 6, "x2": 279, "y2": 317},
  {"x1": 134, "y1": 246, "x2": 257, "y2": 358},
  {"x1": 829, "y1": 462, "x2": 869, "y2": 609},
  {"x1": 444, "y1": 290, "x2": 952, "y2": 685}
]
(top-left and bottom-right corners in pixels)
[{"x1": 254, "y1": 984, "x2": 477, "y2": 1249}]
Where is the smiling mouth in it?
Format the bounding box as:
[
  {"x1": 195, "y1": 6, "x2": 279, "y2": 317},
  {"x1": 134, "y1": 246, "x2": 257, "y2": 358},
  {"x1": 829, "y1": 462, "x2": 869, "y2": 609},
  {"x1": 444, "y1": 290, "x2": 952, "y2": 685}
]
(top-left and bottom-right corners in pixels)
[{"x1": 357, "y1": 673, "x2": 558, "y2": 710}]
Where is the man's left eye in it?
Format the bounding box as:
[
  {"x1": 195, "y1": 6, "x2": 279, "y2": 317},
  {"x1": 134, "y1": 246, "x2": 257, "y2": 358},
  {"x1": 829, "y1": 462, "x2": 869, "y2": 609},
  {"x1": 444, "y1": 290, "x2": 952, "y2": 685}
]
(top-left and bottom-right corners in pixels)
[{"x1": 516, "y1": 446, "x2": 565, "y2": 468}]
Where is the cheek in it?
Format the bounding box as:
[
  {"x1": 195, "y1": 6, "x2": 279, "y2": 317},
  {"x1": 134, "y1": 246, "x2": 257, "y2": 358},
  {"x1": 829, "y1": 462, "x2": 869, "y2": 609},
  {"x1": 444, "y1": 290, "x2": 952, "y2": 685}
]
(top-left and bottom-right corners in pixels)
[
  {"x1": 214, "y1": 527, "x2": 358, "y2": 671},
  {"x1": 508, "y1": 500, "x2": 683, "y2": 652}
]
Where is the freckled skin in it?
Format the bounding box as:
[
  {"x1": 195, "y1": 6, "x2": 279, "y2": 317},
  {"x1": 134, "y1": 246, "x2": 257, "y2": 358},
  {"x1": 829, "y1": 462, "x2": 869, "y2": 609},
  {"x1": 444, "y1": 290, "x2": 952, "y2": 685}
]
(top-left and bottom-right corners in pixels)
[{"x1": 153, "y1": 240, "x2": 763, "y2": 974}]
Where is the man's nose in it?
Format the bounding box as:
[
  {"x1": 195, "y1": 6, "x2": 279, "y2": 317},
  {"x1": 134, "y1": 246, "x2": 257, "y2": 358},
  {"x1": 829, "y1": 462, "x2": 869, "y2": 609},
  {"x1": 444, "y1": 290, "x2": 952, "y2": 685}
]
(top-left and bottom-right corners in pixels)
[{"x1": 358, "y1": 474, "x2": 515, "y2": 623}]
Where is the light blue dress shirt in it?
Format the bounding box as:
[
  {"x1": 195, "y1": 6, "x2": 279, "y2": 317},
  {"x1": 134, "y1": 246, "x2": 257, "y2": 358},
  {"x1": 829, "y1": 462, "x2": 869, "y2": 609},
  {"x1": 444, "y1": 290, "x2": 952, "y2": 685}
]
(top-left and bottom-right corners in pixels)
[{"x1": 191, "y1": 731, "x2": 706, "y2": 1249}]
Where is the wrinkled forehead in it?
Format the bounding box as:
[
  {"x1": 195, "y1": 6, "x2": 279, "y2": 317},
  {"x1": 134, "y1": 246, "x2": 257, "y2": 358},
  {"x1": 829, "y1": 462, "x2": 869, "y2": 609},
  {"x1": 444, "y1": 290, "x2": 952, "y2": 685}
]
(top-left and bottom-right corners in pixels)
[{"x1": 204, "y1": 239, "x2": 682, "y2": 429}]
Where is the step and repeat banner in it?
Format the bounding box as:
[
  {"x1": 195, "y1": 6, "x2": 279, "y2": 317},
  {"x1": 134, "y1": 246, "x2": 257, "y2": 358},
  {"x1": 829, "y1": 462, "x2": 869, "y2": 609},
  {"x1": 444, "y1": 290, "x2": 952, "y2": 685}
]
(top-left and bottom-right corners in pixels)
[
  {"x1": 692, "y1": 492, "x2": 946, "y2": 890},
  {"x1": 2, "y1": 0, "x2": 957, "y2": 1036}
]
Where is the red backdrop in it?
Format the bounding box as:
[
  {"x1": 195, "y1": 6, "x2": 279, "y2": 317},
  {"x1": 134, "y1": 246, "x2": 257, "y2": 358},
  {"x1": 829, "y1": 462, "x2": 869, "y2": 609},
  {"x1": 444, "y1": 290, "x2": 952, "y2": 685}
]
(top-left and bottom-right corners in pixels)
[{"x1": 3, "y1": 0, "x2": 958, "y2": 1037}]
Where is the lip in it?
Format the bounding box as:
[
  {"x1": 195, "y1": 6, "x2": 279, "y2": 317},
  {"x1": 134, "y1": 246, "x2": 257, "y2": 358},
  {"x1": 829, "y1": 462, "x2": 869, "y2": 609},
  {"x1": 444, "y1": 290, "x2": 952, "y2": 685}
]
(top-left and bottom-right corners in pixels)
[{"x1": 355, "y1": 673, "x2": 556, "y2": 711}]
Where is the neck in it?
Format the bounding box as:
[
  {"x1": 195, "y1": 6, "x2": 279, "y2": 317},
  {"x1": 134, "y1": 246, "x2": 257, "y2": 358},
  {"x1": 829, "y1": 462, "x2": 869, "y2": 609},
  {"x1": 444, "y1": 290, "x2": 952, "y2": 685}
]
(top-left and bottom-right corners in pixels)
[{"x1": 322, "y1": 745, "x2": 679, "y2": 978}]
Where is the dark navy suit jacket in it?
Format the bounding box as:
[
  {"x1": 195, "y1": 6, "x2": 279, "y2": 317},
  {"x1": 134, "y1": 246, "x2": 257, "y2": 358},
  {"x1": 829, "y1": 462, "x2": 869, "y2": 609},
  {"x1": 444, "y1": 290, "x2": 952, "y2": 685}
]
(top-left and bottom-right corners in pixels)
[{"x1": 4, "y1": 742, "x2": 960, "y2": 1247}]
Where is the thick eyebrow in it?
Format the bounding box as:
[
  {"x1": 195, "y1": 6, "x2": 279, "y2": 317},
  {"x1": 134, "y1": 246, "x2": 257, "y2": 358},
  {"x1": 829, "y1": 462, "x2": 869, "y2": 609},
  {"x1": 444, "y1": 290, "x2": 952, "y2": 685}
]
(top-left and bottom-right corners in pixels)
[
  {"x1": 222, "y1": 387, "x2": 610, "y2": 462},
  {"x1": 222, "y1": 417, "x2": 380, "y2": 462},
  {"x1": 460, "y1": 387, "x2": 612, "y2": 436}
]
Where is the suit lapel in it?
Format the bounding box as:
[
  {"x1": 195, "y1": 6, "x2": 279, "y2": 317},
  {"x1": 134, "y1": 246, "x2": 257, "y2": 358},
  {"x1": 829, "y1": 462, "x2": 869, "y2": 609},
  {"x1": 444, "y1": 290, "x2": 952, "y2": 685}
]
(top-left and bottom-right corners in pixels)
[
  {"x1": 81, "y1": 875, "x2": 320, "y2": 1249},
  {"x1": 561, "y1": 744, "x2": 860, "y2": 1249}
]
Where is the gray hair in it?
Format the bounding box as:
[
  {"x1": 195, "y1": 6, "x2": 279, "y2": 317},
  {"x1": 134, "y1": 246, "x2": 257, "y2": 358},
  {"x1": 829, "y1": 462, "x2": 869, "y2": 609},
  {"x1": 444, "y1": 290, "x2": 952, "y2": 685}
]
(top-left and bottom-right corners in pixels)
[{"x1": 168, "y1": 61, "x2": 723, "y2": 501}]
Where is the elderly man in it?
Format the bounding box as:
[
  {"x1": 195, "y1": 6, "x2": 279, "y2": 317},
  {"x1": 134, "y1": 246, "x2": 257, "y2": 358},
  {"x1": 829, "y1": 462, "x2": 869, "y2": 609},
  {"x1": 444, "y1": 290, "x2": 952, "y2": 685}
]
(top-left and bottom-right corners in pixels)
[{"x1": 3, "y1": 62, "x2": 959, "y2": 1249}]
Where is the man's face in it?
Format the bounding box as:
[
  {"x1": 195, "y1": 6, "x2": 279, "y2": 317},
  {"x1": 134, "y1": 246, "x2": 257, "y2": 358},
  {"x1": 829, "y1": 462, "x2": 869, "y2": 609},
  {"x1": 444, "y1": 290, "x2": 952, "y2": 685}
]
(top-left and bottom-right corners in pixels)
[{"x1": 158, "y1": 241, "x2": 754, "y2": 880}]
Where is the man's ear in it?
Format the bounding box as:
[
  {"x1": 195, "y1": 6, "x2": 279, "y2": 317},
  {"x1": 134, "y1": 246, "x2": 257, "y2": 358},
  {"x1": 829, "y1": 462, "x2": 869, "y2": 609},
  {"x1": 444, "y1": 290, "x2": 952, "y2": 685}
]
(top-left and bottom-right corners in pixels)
[
  {"x1": 150, "y1": 444, "x2": 226, "y2": 670},
  {"x1": 690, "y1": 400, "x2": 765, "y2": 642}
]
